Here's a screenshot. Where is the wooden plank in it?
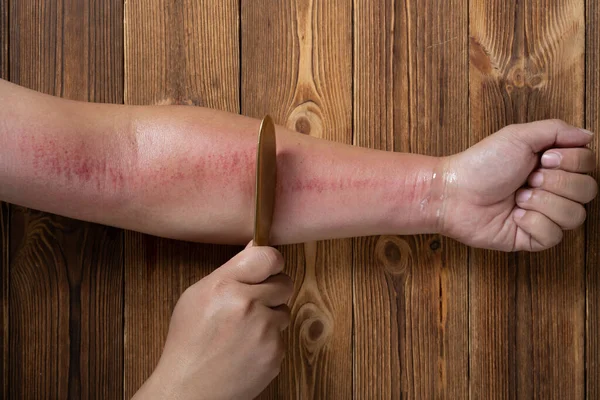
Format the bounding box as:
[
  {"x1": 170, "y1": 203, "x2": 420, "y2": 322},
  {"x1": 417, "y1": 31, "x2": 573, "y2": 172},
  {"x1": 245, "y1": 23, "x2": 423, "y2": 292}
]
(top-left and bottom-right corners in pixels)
[
  {"x1": 7, "y1": 1, "x2": 124, "y2": 398},
  {"x1": 469, "y1": 0, "x2": 586, "y2": 398},
  {"x1": 1, "y1": 1, "x2": 9, "y2": 397},
  {"x1": 241, "y1": 1, "x2": 353, "y2": 398},
  {"x1": 123, "y1": 0, "x2": 240, "y2": 397},
  {"x1": 353, "y1": 0, "x2": 469, "y2": 397},
  {"x1": 586, "y1": 0, "x2": 600, "y2": 398}
]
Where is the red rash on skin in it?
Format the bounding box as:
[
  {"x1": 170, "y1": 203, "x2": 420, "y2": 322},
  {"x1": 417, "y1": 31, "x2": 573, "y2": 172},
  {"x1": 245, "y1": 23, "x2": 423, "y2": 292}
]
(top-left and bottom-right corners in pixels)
[
  {"x1": 136, "y1": 148, "x2": 255, "y2": 198},
  {"x1": 21, "y1": 131, "x2": 417, "y2": 208},
  {"x1": 282, "y1": 174, "x2": 393, "y2": 195},
  {"x1": 23, "y1": 134, "x2": 126, "y2": 192}
]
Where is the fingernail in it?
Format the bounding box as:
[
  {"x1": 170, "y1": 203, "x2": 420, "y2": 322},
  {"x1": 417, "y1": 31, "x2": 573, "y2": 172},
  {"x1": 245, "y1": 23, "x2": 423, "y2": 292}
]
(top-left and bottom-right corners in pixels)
[
  {"x1": 580, "y1": 128, "x2": 594, "y2": 136},
  {"x1": 517, "y1": 190, "x2": 532, "y2": 203},
  {"x1": 529, "y1": 172, "x2": 544, "y2": 187},
  {"x1": 513, "y1": 208, "x2": 526, "y2": 220},
  {"x1": 541, "y1": 152, "x2": 561, "y2": 168}
]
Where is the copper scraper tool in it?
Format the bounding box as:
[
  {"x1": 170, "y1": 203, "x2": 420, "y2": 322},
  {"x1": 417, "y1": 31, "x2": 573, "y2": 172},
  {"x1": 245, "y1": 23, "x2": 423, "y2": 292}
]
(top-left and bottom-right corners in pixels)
[{"x1": 253, "y1": 115, "x2": 277, "y2": 246}]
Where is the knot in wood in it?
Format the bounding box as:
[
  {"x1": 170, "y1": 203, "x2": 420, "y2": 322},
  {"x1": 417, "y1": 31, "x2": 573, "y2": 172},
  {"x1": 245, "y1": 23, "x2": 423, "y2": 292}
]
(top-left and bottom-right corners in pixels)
[
  {"x1": 375, "y1": 236, "x2": 411, "y2": 275},
  {"x1": 287, "y1": 101, "x2": 323, "y2": 138},
  {"x1": 296, "y1": 302, "x2": 332, "y2": 355},
  {"x1": 429, "y1": 238, "x2": 441, "y2": 252},
  {"x1": 295, "y1": 117, "x2": 312, "y2": 135},
  {"x1": 507, "y1": 66, "x2": 526, "y2": 88},
  {"x1": 505, "y1": 64, "x2": 547, "y2": 90}
]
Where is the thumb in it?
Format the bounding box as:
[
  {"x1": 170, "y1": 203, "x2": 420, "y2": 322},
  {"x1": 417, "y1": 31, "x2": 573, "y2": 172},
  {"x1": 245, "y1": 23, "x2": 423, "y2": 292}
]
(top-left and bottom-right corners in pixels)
[
  {"x1": 218, "y1": 245, "x2": 283, "y2": 284},
  {"x1": 503, "y1": 119, "x2": 593, "y2": 153}
]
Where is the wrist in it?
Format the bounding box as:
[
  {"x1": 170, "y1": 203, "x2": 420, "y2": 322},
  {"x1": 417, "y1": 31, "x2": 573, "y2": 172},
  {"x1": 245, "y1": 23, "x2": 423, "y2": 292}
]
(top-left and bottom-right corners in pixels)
[
  {"x1": 132, "y1": 365, "x2": 184, "y2": 400},
  {"x1": 380, "y1": 154, "x2": 448, "y2": 236},
  {"x1": 420, "y1": 155, "x2": 450, "y2": 235}
]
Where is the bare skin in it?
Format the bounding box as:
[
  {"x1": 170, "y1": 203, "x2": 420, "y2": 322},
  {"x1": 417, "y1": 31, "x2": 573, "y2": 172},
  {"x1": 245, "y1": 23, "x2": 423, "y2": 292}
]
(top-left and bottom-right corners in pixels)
[
  {"x1": 132, "y1": 245, "x2": 293, "y2": 400},
  {"x1": 1, "y1": 79, "x2": 598, "y2": 398}
]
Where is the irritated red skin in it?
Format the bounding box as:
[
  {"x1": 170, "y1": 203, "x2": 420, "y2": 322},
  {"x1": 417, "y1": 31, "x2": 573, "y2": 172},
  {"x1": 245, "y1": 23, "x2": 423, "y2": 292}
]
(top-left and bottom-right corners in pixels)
[
  {"x1": 1, "y1": 79, "x2": 441, "y2": 244},
  {"x1": 25, "y1": 133, "x2": 125, "y2": 191}
]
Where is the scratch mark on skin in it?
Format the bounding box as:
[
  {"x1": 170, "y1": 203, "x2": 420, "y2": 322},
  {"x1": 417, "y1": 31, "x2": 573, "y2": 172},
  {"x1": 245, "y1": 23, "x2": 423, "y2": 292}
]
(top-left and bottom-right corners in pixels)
[{"x1": 22, "y1": 133, "x2": 126, "y2": 193}]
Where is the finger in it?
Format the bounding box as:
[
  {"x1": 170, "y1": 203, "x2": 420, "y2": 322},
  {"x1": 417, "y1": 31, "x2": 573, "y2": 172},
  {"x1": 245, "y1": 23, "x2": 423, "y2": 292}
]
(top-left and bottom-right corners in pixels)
[
  {"x1": 512, "y1": 208, "x2": 564, "y2": 251},
  {"x1": 515, "y1": 188, "x2": 587, "y2": 230},
  {"x1": 540, "y1": 148, "x2": 596, "y2": 172},
  {"x1": 528, "y1": 169, "x2": 599, "y2": 203},
  {"x1": 503, "y1": 119, "x2": 594, "y2": 153},
  {"x1": 218, "y1": 246, "x2": 284, "y2": 284},
  {"x1": 250, "y1": 273, "x2": 294, "y2": 307},
  {"x1": 269, "y1": 304, "x2": 291, "y2": 331}
]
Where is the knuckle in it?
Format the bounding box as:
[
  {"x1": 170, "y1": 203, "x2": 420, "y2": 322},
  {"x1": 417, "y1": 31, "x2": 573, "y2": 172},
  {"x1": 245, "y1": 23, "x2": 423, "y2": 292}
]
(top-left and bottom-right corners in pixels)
[
  {"x1": 211, "y1": 276, "x2": 232, "y2": 296},
  {"x1": 255, "y1": 247, "x2": 284, "y2": 273},
  {"x1": 553, "y1": 171, "x2": 568, "y2": 191},
  {"x1": 231, "y1": 294, "x2": 255, "y2": 318},
  {"x1": 241, "y1": 298, "x2": 256, "y2": 317},
  {"x1": 532, "y1": 190, "x2": 549, "y2": 206}
]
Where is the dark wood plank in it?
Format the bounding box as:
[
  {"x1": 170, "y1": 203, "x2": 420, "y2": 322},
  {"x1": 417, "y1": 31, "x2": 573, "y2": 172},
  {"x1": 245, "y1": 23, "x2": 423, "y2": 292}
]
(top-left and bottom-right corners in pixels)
[
  {"x1": 586, "y1": 0, "x2": 600, "y2": 398},
  {"x1": 241, "y1": 1, "x2": 353, "y2": 398},
  {"x1": 353, "y1": 0, "x2": 469, "y2": 398},
  {"x1": 1, "y1": 1, "x2": 9, "y2": 397},
  {"x1": 241, "y1": 2, "x2": 354, "y2": 398},
  {"x1": 123, "y1": 1, "x2": 240, "y2": 397},
  {"x1": 469, "y1": 0, "x2": 586, "y2": 398},
  {"x1": 8, "y1": 1, "x2": 124, "y2": 398}
]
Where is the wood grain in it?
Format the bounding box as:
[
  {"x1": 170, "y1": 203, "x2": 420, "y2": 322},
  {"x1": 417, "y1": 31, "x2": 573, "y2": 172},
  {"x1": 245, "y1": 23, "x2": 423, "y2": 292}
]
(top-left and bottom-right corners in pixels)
[
  {"x1": 353, "y1": 0, "x2": 469, "y2": 397},
  {"x1": 241, "y1": 1, "x2": 353, "y2": 397},
  {"x1": 2, "y1": 1, "x2": 599, "y2": 398},
  {"x1": 586, "y1": 0, "x2": 600, "y2": 398},
  {"x1": 469, "y1": 0, "x2": 586, "y2": 398},
  {"x1": 1, "y1": 1, "x2": 8, "y2": 397},
  {"x1": 123, "y1": 0, "x2": 240, "y2": 397},
  {"x1": 7, "y1": 1, "x2": 124, "y2": 398}
]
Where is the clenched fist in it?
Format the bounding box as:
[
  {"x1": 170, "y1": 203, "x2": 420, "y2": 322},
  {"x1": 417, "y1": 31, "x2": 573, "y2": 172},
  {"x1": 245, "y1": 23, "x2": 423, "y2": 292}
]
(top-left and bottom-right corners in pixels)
[
  {"x1": 133, "y1": 244, "x2": 293, "y2": 400},
  {"x1": 440, "y1": 119, "x2": 598, "y2": 252}
]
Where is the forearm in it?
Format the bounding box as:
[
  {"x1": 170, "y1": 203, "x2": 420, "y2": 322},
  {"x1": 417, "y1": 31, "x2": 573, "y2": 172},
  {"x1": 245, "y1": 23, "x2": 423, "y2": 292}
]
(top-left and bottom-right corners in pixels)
[
  {"x1": 125, "y1": 106, "x2": 444, "y2": 243},
  {"x1": 0, "y1": 80, "x2": 136, "y2": 228},
  {"x1": 1, "y1": 80, "x2": 444, "y2": 244}
]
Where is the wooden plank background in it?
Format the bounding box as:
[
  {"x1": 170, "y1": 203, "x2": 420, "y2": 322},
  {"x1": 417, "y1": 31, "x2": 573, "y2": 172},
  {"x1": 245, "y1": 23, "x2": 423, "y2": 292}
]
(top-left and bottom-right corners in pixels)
[{"x1": 1, "y1": 0, "x2": 599, "y2": 398}]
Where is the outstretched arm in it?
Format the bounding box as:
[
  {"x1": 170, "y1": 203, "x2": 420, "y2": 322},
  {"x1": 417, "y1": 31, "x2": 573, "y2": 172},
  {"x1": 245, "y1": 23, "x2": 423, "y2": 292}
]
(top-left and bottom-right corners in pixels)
[
  {"x1": 1, "y1": 80, "x2": 596, "y2": 251},
  {"x1": 0, "y1": 79, "x2": 442, "y2": 244}
]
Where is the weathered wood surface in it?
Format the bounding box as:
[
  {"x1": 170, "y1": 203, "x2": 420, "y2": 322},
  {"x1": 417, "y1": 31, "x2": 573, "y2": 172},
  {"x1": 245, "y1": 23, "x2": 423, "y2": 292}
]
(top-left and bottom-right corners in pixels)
[
  {"x1": 5, "y1": 1, "x2": 125, "y2": 399},
  {"x1": 1, "y1": 0, "x2": 599, "y2": 398},
  {"x1": 123, "y1": 0, "x2": 241, "y2": 398},
  {"x1": 1, "y1": 1, "x2": 9, "y2": 397},
  {"x1": 470, "y1": 1, "x2": 586, "y2": 398},
  {"x1": 587, "y1": 0, "x2": 600, "y2": 398},
  {"x1": 242, "y1": 1, "x2": 353, "y2": 398},
  {"x1": 353, "y1": 0, "x2": 469, "y2": 398}
]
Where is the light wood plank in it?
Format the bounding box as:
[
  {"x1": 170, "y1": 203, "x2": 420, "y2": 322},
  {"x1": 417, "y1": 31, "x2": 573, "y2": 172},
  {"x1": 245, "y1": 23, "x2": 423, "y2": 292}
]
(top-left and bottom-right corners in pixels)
[
  {"x1": 353, "y1": 0, "x2": 469, "y2": 398},
  {"x1": 469, "y1": 0, "x2": 585, "y2": 397},
  {"x1": 241, "y1": 1, "x2": 353, "y2": 397},
  {"x1": 123, "y1": 0, "x2": 240, "y2": 397}
]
